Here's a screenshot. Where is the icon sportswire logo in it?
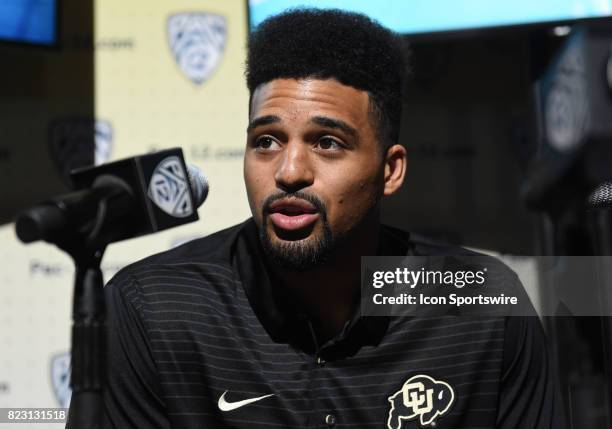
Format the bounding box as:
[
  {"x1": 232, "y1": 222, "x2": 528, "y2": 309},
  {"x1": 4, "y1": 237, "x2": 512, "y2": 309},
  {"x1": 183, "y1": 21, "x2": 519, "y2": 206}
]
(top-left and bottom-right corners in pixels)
[
  {"x1": 387, "y1": 374, "x2": 455, "y2": 428},
  {"x1": 218, "y1": 391, "x2": 274, "y2": 412}
]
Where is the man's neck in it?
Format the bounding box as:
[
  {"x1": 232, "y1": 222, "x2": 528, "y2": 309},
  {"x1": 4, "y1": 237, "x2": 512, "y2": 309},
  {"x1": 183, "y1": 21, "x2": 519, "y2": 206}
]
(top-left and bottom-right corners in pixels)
[{"x1": 268, "y1": 220, "x2": 380, "y2": 344}]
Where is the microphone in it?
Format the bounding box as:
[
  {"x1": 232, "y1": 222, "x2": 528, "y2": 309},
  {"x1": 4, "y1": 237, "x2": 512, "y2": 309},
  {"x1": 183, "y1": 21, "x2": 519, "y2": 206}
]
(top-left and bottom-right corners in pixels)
[
  {"x1": 15, "y1": 148, "x2": 208, "y2": 247},
  {"x1": 15, "y1": 148, "x2": 208, "y2": 429},
  {"x1": 588, "y1": 182, "x2": 612, "y2": 209},
  {"x1": 186, "y1": 163, "x2": 209, "y2": 208}
]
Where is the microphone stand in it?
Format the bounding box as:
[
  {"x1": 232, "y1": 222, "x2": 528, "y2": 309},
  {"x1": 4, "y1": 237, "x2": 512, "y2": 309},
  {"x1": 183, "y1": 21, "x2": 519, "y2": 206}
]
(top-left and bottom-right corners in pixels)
[
  {"x1": 54, "y1": 195, "x2": 113, "y2": 429},
  {"x1": 16, "y1": 179, "x2": 131, "y2": 428},
  {"x1": 13, "y1": 149, "x2": 204, "y2": 428},
  {"x1": 64, "y1": 245, "x2": 106, "y2": 429},
  {"x1": 56, "y1": 187, "x2": 126, "y2": 429}
]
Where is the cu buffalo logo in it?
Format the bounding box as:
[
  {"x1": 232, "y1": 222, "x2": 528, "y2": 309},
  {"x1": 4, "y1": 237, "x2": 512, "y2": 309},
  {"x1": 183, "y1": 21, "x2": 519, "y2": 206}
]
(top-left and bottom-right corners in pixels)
[
  {"x1": 167, "y1": 12, "x2": 227, "y2": 85},
  {"x1": 387, "y1": 375, "x2": 455, "y2": 428},
  {"x1": 148, "y1": 156, "x2": 193, "y2": 218}
]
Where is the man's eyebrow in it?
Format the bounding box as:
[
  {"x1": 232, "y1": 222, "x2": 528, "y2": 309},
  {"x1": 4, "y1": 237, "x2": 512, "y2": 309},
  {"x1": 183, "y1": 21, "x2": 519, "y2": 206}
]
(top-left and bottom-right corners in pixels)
[
  {"x1": 311, "y1": 116, "x2": 357, "y2": 138},
  {"x1": 247, "y1": 115, "x2": 281, "y2": 133}
]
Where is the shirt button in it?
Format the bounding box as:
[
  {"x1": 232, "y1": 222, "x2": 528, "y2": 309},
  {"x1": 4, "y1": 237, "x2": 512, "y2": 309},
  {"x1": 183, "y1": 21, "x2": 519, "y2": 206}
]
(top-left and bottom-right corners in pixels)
[
  {"x1": 325, "y1": 414, "x2": 336, "y2": 427},
  {"x1": 316, "y1": 356, "x2": 326, "y2": 366}
]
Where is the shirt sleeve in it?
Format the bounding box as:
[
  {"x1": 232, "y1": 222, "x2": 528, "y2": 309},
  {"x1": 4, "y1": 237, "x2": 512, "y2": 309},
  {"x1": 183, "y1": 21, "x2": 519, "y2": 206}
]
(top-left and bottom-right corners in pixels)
[
  {"x1": 101, "y1": 272, "x2": 171, "y2": 429},
  {"x1": 496, "y1": 316, "x2": 566, "y2": 428}
]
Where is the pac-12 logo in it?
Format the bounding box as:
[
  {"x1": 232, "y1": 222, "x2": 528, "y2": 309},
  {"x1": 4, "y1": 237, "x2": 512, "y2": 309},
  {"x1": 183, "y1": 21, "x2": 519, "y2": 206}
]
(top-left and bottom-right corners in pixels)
[
  {"x1": 167, "y1": 12, "x2": 227, "y2": 85},
  {"x1": 148, "y1": 156, "x2": 193, "y2": 218},
  {"x1": 49, "y1": 118, "x2": 113, "y2": 185},
  {"x1": 387, "y1": 374, "x2": 455, "y2": 428},
  {"x1": 50, "y1": 352, "x2": 72, "y2": 408}
]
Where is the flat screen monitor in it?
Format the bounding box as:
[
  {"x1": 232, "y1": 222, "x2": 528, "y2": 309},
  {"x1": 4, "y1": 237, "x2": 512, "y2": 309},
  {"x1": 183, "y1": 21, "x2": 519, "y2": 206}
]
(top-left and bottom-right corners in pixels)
[
  {"x1": 248, "y1": 0, "x2": 612, "y2": 34},
  {"x1": 0, "y1": 0, "x2": 57, "y2": 46}
]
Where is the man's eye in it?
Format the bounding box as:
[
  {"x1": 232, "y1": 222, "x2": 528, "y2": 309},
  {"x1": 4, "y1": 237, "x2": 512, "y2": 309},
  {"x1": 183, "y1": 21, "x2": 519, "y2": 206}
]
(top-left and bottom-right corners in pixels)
[
  {"x1": 254, "y1": 136, "x2": 280, "y2": 151},
  {"x1": 317, "y1": 137, "x2": 342, "y2": 151}
]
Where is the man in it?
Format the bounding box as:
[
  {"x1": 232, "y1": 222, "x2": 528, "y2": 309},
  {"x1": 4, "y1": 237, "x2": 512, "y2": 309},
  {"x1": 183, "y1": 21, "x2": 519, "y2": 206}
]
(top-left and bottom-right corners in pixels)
[{"x1": 99, "y1": 9, "x2": 564, "y2": 428}]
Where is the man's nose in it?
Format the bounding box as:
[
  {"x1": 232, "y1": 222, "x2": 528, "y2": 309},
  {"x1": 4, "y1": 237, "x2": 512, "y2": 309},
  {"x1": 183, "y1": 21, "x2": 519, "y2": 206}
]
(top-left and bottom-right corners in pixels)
[{"x1": 274, "y1": 142, "x2": 314, "y2": 192}]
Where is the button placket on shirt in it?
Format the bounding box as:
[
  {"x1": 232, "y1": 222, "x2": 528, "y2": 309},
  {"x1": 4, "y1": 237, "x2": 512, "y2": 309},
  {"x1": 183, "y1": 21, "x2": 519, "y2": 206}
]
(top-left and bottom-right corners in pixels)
[{"x1": 315, "y1": 352, "x2": 338, "y2": 427}]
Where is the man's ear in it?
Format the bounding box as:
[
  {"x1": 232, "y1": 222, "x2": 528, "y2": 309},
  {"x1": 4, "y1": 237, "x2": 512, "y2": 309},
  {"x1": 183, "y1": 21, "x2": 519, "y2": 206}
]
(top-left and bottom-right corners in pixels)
[{"x1": 383, "y1": 144, "x2": 407, "y2": 196}]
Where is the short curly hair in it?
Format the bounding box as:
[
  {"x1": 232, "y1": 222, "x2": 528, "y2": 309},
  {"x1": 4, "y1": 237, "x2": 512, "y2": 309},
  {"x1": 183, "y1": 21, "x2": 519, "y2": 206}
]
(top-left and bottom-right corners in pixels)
[{"x1": 246, "y1": 8, "x2": 407, "y2": 150}]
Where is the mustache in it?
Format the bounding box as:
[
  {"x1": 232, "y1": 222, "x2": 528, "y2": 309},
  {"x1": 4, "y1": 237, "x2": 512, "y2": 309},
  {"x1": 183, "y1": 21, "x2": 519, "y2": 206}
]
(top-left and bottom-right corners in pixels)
[{"x1": 262, "y1": 191, "x2": 327, "y2": 215}]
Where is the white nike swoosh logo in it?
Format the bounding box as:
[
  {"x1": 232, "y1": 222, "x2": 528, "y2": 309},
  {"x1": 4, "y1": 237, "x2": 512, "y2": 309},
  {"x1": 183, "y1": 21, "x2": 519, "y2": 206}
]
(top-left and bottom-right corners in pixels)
[{"x1": 217, "y1": 391, "x2": 274, "y2": 411}]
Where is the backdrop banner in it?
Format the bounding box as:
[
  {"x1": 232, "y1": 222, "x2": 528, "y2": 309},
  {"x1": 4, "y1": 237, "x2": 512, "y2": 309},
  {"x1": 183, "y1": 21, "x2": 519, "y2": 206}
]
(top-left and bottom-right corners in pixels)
[{"x1": 0, "y1": 2, "x2": 250, "y2": 425}]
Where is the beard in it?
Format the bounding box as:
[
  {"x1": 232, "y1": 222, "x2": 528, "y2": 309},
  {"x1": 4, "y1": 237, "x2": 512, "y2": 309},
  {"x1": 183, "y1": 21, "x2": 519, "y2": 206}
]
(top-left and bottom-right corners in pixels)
[{"x1": 259, "y1": 191, "x2": 335, "y2": 271}]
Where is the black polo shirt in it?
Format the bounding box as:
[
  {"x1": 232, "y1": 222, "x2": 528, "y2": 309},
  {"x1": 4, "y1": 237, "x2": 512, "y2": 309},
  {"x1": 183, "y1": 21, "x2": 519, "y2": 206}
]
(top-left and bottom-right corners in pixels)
[{"x1": 100, "y1": 218, "x2": 564, "y2": 428}]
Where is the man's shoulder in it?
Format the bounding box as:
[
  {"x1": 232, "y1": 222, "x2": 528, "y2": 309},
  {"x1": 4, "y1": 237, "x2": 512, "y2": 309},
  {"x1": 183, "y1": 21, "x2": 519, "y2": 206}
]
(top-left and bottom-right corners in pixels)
[
  {"x1": 107, "y1": 219, "x2": 252, "y2": 289},
  {"x1": 383, "y1": 224, "x2": 518, "y2": 279},
  {"x1": 383, "y1": 223, "x2": 490, "y2": 257},
  {"x1": 408, "y1": 231, "x2": 482, "y2": 257}
]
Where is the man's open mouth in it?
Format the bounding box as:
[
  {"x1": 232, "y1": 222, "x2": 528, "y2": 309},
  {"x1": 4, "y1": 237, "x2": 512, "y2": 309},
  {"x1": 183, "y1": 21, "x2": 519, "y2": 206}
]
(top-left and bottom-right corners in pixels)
[{"x1": 267, "y1": 198, "x2": 320, "y2": 232}]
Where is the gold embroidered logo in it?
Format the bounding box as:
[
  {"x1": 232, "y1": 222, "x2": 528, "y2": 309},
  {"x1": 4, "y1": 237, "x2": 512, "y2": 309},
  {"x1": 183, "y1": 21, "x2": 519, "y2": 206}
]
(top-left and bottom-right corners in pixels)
[{"x1": 387, "y1": 375, "x2": 455, "y2": 428}]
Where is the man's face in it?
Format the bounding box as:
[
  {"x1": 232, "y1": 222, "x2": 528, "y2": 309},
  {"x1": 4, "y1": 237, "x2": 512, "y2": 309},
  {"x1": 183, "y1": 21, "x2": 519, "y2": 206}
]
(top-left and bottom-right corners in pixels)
[{"x1": 244, "y1": 78, "x2": 386, "y2": 270}]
